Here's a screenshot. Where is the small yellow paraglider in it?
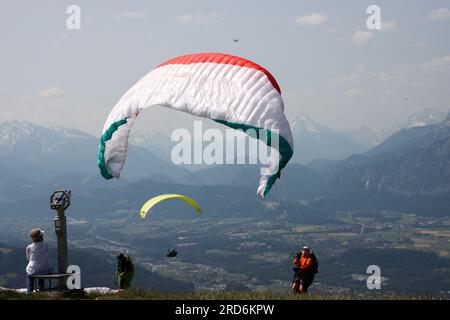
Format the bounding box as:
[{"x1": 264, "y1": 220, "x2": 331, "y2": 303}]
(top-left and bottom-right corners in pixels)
[{"x1": 140, "y1": 194, "x2": 202, "y2": 219}]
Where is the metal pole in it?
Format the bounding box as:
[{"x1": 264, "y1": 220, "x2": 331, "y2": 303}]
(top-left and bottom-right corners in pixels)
[{"x1": 54, "y1": 209, "x2": 68, "y2": 288}]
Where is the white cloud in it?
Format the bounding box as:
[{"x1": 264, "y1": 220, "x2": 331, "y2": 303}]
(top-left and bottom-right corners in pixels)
[
  {"x1": 415, "y1": 41, "x2": 425, "y2": 48},
  {"x1": 345, "y1": 88, "x2": 364, "y2": 98},
  {"x1": 295, "y1": 13, "x2": 327, "y2": 26},
  {"x1": 421, "y1": 55, "x2": 450, "y2": 69},
  {"x1": 175, "y1": 14, "x2": 193, "y2": 24},
  {"x1": 380, "y1": 20, "x2": 396, "y2": 31},
  {"x1": 39, "y1": 86, "x2": 64, "y2": 98},
  {"x1": 351, "y1": 31, "x2": 373, "y2": 45},
  {"x1": 428, "y1": 8, "x2": 450, "y2": 21},
  {"x1": 114, "y1": 11, "x2": 146, "y2": 20},
  {"x1": 331, "y1": 65, "x2": 398, "y2": 89},
  {"x1": 327, "y1": 55, "x2": 450, "y2": 128},
  {"x1": 175, "y1": 12, "x2": 223, "y2": 25}
]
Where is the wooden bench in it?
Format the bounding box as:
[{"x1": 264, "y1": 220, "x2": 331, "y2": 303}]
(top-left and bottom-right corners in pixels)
[{"x1": 30, "y1": 273, "x2": 72, "y2": 291}]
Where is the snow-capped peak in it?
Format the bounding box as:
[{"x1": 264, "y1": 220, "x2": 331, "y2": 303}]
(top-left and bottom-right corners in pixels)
[
  {"x1": 0, "y1": 121, "x2": 37, "y2": 148},
  {"x1": 0, "y1": 121, "x2": 96, "y2": 155},
  {"x1": 290, "y1": 113, "x2": 324, "y2": 135},
  {"x1": 52, "y1": 127, "x2": 91, "y2": 141}
]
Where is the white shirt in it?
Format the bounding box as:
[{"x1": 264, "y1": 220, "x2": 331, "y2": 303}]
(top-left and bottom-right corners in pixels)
[{"x1": 26, "y1": 242, "x2": 51, "y2": 275}]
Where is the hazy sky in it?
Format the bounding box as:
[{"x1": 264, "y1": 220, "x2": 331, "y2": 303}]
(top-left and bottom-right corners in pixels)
[{"x1": 1, "y1": 0, "x2": 450, "y2": 136}]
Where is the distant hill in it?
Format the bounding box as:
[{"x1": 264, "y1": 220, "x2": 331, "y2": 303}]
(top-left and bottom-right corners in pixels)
[
  {"x1": 346, "y1": 108, "x2": 448, "y2": 149},
  {"x1": 129, "y1": 129, "x2": 175, "y2": 161},
  {"x1": 307, "y1": 116, "x2": 450, "y2": 216},
  {"x1": 331, "y1": 117, "x2": 450, "y2": 196},
  {"x1": 128, "y1": 109, "x2": 448, "y2": 168},
  {"x1": 290, "y1": 114, "x2": 368, "y2": 164},
  {"x1": 2, "y1": 115, "x2": 450, "y2": 219},
  {"x1": 0, "y1": 161, "x2": 326, "y2": 220},
  {"x1": 0, "y1": 121, "x2": 186, "y2": 182},
  {"x1": 0, "y1": 120, "x2": 196, "y2": 216},
  {"x1": 179, "y1": 163, "x2": 325, "y2": 198},
  {"x1": 0, "y1": 120, "x2": 325, "y2": 219},
  {"x1": 319, "y1": 248, "x2": 450, "y2": 295}
]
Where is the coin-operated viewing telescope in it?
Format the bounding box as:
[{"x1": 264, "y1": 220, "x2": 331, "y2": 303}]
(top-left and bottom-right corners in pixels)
[
  {"x1": 50, "y1": 190, "x2": 71, "y2": 288},
  {"x1": 51, "y1": 190, "x2": 71, "y2": 211}
]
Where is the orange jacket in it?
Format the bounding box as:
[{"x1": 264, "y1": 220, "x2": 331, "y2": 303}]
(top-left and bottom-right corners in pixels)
[{"x1": 293, "y1": 253, "x2": 313, "y2": 271}]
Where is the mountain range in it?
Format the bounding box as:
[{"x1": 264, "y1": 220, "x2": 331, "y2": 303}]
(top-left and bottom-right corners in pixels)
[
  {"x1": 305, "y1": 110, "x2": 450, "y2": 216},
  {"x1": 127, "y1": 109, "x2": 447, "y2": 166},
  {"x1": 0, "y1": 120, "x2": 189, "y2": 183},
  {"x1": 288, "y1": 109, "x2": 447, "y2": 165},
  {"x1": 1, "y1": 108, "x2": 449, "y2": 219}
]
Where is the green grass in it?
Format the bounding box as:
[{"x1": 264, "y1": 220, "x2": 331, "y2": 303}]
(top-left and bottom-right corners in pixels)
[
  {"x1": 0, "y1": 288, "x2": 445, "y2": 300},
  {"x1": 0, "y1": 290, "x2": 58, "y2": 300}
]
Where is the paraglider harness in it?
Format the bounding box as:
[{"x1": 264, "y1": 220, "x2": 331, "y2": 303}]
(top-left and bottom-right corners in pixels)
[
  {"x1": 117, "y1": 253, "x2": 135, "y2": 289},
  {"x1": 310, "y1": 252, "x2": 319, "y2": 274},
  {"x1": 292, "y1": 252, "x2": 318, "y2": 288},
  {"x1": 167, "y1": 248, "x2": 178, "y2": 258}
]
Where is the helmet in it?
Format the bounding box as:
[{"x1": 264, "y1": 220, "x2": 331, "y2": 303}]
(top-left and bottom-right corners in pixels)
[{"x1": 302, "y1": 245, "x2": 311, "y2": 252}]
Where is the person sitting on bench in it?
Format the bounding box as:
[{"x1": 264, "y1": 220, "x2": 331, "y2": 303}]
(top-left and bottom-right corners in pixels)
[{"x1": 26, "y1": 228, "x2": 53, "y2": 293}]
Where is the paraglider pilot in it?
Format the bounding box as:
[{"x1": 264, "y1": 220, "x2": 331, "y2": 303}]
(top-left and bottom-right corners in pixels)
[
  {"x1": 116, "y1": 253, "x2": 135, "y2": 290},
  {"x1": 292, "y1": 246, "x2": 318, "y2": 294}
]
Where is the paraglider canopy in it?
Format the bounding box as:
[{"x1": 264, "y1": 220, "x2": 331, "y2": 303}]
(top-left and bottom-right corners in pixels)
[
  {"x1": 140, "y1": 194, "x2": 202, "y2": 219},
  {"x1": 97, "y1": 52, "x2": 294, "y2": 198}
]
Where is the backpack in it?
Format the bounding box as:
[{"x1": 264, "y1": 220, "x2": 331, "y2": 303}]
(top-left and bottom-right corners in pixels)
[
  {"x1": 310, "y1": 252, "x2": 319, "y2": 274},
  {"x1": 124, "y1": 255, "x2": 135, "y2": 276}
]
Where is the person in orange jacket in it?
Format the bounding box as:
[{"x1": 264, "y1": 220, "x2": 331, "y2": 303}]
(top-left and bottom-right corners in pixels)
[{"x1": 292, "y1": 246, "x2": 318, "y2": 294}]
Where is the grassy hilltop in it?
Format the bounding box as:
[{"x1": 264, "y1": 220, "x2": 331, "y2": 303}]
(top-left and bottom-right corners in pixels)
[{"x1": 0, "y1": 288, "x2": 443, "y2": 300}]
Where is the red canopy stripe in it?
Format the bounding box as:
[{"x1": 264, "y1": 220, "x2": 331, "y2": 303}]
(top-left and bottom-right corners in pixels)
[{"x1": 155, "y1": 53, "x2": 281, "y2": 94}]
